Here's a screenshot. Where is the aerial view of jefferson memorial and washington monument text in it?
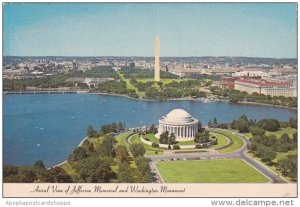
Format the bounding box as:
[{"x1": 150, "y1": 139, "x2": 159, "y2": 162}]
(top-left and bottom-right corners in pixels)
[{"x1": 2, "y1": 2, "x2": 297, "y2": 197}]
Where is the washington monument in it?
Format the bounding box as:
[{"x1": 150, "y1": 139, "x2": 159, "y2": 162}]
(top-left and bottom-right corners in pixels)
[{"x1": 154, "y1": 35, "x2": 160, "y2": 82}]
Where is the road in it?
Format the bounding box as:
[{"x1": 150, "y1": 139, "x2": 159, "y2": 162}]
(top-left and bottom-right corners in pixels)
[{"x1": 145, "y1": 129, "x2": 288, "y2": 183}]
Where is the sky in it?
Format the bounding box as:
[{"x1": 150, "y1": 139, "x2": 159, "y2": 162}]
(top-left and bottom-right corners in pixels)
[{"x1": 3, "y1": 3, "x2": 297, "y2": 58}]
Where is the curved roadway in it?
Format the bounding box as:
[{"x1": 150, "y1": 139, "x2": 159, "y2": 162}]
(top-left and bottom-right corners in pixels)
[{"x1": 141, "y1": 129, "x2": 288, "y2": 183}]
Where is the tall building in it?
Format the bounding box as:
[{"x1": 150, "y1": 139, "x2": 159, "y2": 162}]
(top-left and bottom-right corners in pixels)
[
  {"x1": 154, "y1": 35, "x2": 160, "y2": 82},
  {"x1": 234, "y1": 78, "x2": 296, "y2": 97}
]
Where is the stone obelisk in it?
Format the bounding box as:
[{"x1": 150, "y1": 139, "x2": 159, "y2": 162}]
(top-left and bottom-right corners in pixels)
[{"x1": 154, "y1": 35, "x2": 160, "y2": 82}]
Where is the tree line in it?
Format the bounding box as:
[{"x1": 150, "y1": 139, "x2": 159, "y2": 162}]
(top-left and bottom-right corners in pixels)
[
  {"x1": 210, "y1": 87, "x2": 297, "y2": 108},
  {"x1": 208, "y1": 115, "x2": 297, "y2": 181},
  {"x1": 4, "y1": 122, "x2": 152, "y2": 183}
]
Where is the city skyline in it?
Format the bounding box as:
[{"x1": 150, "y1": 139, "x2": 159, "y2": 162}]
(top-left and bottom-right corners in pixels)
[{"x1": 3, "y1": 3, "x2": 297, "y2": 58}]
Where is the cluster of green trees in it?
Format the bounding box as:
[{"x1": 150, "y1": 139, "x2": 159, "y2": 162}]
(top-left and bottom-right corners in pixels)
[
  {"x1": 3, "y1": 66, "x2": 119, "y2": 91},
  {"x1": 229, "y1": 115, "x2": 297, "y2": 134},
  {"x1": 159, "y1": 131, "x2": 176, "y2": 146},
  {"x1": 116, "y1": 143, "x2": 152, "y2": 183},
  {"x1": 210, "y1": 87, "x2": 297, "y2": 108},
  {"x1": 96, "y1": 80, "x2": 138, "y2": 98},
  {"x1": 121, "y1": 67, "x2": 178, "y2": 79},
  {"x1": 130, "y1": 79, "x2": 155, "y2": 92},
  {"x1": 249, "y1": 131, "x2": 297, "y2": 180},
  {"x1": 278, "y1": 155, "x2": 297, "y2": 181},
  {"x1": 71, "y1": 66, "x2": 119, "y2": 79},
  {"x1": 3, "y1": 73, "x2": 71, "y2": 90},
  {"x1": 4, "y1": 122, "x2": 153, "y2": 183},
  {"x1": 208, "y1": 115, "x2": 297, "y2": 180},
  {"x1": 194, "y1": 131, "x2": 210, "y2": 144},
  {"x1": 146, "y1": 124, "x2": 158, "y2": 134},
  {"x1": 144, "y1": 86, "x2": 207, "y2": 100},
  {"x1": 225, "y1": 115, "x2": 298, "y2": 181},
  {"x1": 142, "y1": 79, "x2": 208, "y2": 100},
  {"x1": 230, "y1": 115, "x2": 282, "y2": 133},
  {"x1": 69, "y1": 127, "x2": 151, "y2": 183},
  {"x1": 3, "y1": 160, "x2": 72, "y2": 183},
  {"x1": 208, "y1": 118, "x2": 219, "y2": 128},
  {"x1": 87, "y1": 122, "x2": 125, "y2": 138}
]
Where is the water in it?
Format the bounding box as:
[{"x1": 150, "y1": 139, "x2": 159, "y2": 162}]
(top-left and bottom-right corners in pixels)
[{"x1": 3, "y1": 94, "x2": 296, "y2": 167}]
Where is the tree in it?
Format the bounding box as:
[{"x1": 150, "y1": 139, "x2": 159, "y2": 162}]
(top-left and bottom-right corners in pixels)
[
  {"x1": 115, "y1": 145, "x2": 129, "y2": 163},
  {"x1": 98, "y1": 135, "x2": 117, "y2": 157},
  {"x1": 117, "y1": 121, "x2": 124, "y2": 131},
  {"x1": 117, "y1": 162, "x2": 135, "y2": 183},
  {"x1": 45, "y1": 167, "x2": 72, "y2": 183},
  {"x1": 237, "y1": 119, "x2": 249, "y2": 133},
  {"x1": 278, "y1": 155, "x2": 297, "y2": 181},
  {"x1": 81, "y1": 140, "x2": 95, "y2": 155},
  {"x1": 34, "y1": 160, "x2": 45, "y2": 169},
  {"x1": 258, "y1": 119, "x2": 280, "y2": 132},
  {"x1": 68, "y1": 146, "x2": 88, "y2": 161},
  {"x1": 159, "y1": 131, "x2": 169, "y2": 144},
  {"x1": 208, "y1": 120, "x2": 212, "y2": 128},
  {"x1": 87, "y1": 125, "x2": 95, "y2": 138},
  {"x1": 218, "y1": 123, "x2": 229, "y2": 129},
  {"x1": 18, "y1": 168, "x2": 36, "y2": 183},
  {"x1": 212, "y1": 117, "x2": 218, "y2": 127},
  {"x1": 259, "y1": 147, "x2": 276, "y2": 164},
  {"x1": 289, "y1": 117, "x2": 297, "y2": 129},
  {"x1": 4, "y1": 165, "x2": 18, "y2": 177},
  {"x1": 197, "y1": 131, "x2": 209, "y2": 143},
  {"x1": 173, "y1": 144, "x2": 180, "y2": 150},
  {"x1": 74, "y1": 155, "x2": 115, "y2": 183},
  {"x1": 134, "y1": 156, "x2": 152, "y2": 182},
  {"x1": 276, "y1": 133, "x2": 293, "y2": 152},
  {"x1": 168, "y1": 133, "x2": 176, "y2": 145},
  {"x1": 249, "y1": 126, "x2": 265, "y2": 136},
  {"x1": 198, "y1": 121, "x2": 205, "y2": 133},
  {"x1": 231, "y1": 119, "x2": 238, "y2": 129},
  {"x1": 293, "y1": 131, "x2": 297, "y2": 142},
  {"x1": 129, "y1": 143, "x2": 145, "y2": 157}
]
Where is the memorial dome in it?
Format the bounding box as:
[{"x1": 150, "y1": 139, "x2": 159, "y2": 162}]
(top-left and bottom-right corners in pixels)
[{"x1": 164, "y1": 109, "x2": 194, "y2": 123}]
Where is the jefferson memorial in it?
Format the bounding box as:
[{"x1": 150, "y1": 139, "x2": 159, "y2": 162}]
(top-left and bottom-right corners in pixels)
[{"x1": 157, "y1": 109, "x2": 199, "y2": 141}]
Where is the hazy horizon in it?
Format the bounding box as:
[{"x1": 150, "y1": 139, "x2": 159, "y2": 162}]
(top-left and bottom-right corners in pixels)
[{"x1": 3, "y1": 3, "x2": 297, "y2": 58}]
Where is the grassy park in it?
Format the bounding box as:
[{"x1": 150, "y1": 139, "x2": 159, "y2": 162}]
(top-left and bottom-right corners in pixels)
[
  {"x1": 241, "y1": 127, "x2": 297, "y2": 140},
  {"x1": 115, "y1": 131, "x2": 135, "y2": 147},
  {"x1": 209, "y1": 132, "x2": 229, "y2": 149},
  {"x1": 156, "y1": 159, "x2": 269, "y2": 183},
  {"x1": 130, "y1": 134, "x2": 164, "y2": 155},
  {"x1": 210, "y1": 130, "x2": 244, "y2": 153}
]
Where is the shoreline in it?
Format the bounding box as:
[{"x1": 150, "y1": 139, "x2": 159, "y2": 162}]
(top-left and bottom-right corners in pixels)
[
  {"x1": 49, "y1": 136, "x2": 88, "y2": 169},
  {"x1": 4, "y1": 90, "x2": 297, "y2": 110}
]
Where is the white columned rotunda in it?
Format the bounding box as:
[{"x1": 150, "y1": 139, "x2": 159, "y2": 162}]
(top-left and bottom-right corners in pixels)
[{"x1": 157, "y1": 109, "x2": 199, "y2": 141}]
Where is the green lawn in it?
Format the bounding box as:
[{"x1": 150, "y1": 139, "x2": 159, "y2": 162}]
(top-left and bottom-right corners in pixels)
[
  {"x1": 209, "y1": 130, "x2": 244, "y2": 153},
  {"x1": 273, "y1": 150, "x2": 297, "y2": 163},
  {"x1": 118, "y1": 72, "x2": 144, "y2": 97},
  {"x1": 115, "y1": 131, "x2": 135, "y2": 147},
  {"x1": 209, "y1": 132, "x2": 229, "y2": 149},
  {"x1": 177, "y1": 140, "x2": 196, "y2": 145},
  {"x1": 130, "y1": 134, "x2": 164, "y2": 155},
  {"x1": 156, "y1": 159, "x2": 268, "y2": 183},
  {"x1": 237, "y1": 127, "x2": 297, "y2": 140},
  {"x1": 136, "y1": 78, "x2": 187, "y2": 84},
  {"x1": 246, "y1": 152, "x2": 295, "y2": 182},
  {"x1": 144, "y1": 132, "x2": 229, "y2": 147},
  {"x1": 144, "y1": 133, "x2": 160, "y2": 143},
  {"x1": 265, "y1": 127, "x2": 297, "y2": 139}
]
